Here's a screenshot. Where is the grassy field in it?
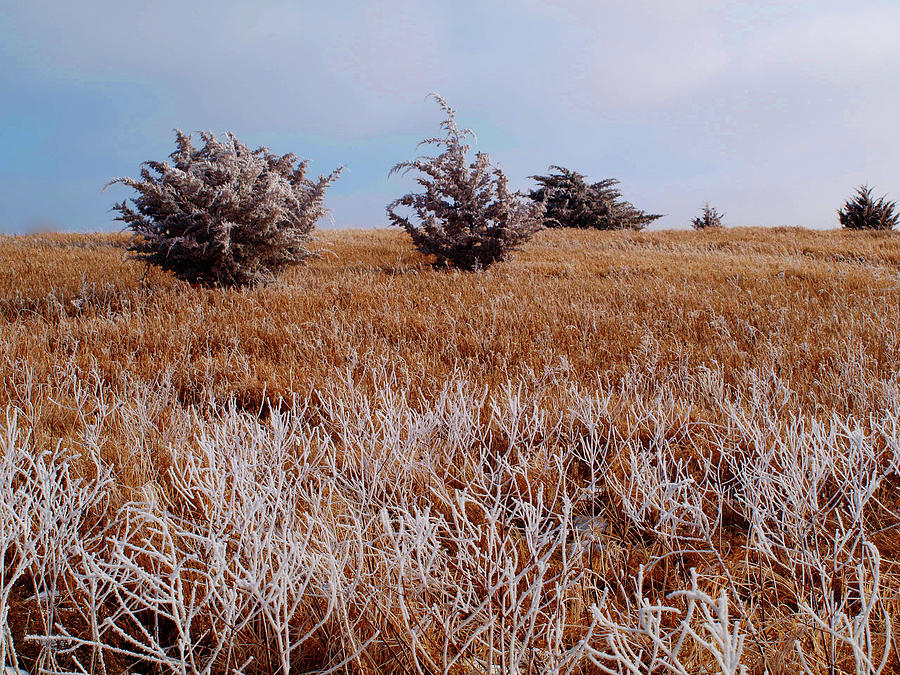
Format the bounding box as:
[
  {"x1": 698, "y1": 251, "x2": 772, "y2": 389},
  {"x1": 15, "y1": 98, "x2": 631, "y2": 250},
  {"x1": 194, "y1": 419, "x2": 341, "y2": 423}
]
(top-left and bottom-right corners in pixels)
[{"x1": 1, "y1": 227, "x2": 899, "y2": 673}]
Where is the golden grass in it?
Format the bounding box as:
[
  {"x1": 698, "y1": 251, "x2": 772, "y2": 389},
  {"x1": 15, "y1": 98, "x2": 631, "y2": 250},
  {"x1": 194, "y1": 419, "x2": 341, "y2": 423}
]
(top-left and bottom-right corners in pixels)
[
  {"x1": 4, "y1": 227, "x2": 899, "y2": 419},
  {"x1": 2, "y1": 226, "x2": 900, "y2": 673}
]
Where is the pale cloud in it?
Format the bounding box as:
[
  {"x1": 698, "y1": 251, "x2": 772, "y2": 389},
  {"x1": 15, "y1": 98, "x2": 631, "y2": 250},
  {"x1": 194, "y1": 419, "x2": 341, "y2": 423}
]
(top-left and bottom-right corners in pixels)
[
  {"x1": 741, "y1": 4, "x2": 900, "y2": 77},
  {"x1": 525, "y1": 0, "x2": 733, "y2": 107},
  {"x1": 3, "y1": 2, "x2": 447, "y2": 136},
  {"x1": 339, "y1": 3, "x2": 448, "y2": 96}
]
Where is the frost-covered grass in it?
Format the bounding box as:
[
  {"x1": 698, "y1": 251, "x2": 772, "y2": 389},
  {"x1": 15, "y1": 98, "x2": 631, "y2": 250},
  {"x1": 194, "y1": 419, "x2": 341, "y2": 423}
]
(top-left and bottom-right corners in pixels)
[
  {"x1": 1, "y1": 227, "x2": 899, "y2": 672},
  {"x1": 2, "y1": 363, "x2": 899, "y2": 673}
]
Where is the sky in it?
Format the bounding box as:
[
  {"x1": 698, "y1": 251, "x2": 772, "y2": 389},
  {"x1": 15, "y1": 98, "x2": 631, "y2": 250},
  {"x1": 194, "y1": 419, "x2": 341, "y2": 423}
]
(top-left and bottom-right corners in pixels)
[{"x1": 1, "y1": 0, "x2": 899, "y2": 233}]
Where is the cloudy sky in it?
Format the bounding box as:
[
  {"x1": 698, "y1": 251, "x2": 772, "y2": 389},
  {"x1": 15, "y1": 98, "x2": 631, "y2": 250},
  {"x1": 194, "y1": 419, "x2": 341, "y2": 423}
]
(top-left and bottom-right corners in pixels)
[{"x1": 1, "y1": 0, "x2": 899, "y2": 233}]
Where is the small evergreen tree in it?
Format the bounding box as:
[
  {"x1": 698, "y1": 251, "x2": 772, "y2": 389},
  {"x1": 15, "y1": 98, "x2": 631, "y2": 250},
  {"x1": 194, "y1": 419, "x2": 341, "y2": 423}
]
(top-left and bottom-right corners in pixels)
[
  {"x1": 110, "y1": 131, "x2": 341, "y2": 287},
  {"x1": 838, "y1": 185, "x2": 898, "y2": 231},
  {"x1": 387, "y1": 95, "x2": 543, "y2": 271},
  {"x1": 528, "y1": 166, "x2": 662, "y2": 230},
  {"x1": 691, "y1": 203, "x2": 725, "y2": 229}
]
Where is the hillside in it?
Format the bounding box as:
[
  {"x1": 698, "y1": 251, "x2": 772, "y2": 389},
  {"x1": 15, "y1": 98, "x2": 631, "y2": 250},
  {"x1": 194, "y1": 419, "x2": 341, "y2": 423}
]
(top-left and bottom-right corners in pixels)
[{"x1": 1, "y1": 227, "x2": 899, "y2": 673}]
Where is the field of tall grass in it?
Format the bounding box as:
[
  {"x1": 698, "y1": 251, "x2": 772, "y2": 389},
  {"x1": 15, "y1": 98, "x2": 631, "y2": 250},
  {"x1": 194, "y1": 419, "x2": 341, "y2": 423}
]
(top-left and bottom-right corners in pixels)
[{"x1": 1, "y1": 227, "x2": 899, "y2": 674}]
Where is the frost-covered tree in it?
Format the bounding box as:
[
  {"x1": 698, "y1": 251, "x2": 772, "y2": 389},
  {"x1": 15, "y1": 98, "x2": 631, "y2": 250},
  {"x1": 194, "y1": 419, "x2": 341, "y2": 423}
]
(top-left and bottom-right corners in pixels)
[
  {"x1": 691, "y1": 202, "x2": 725, "y2": 229},
  {"x1": 110, "y1": 131, "x2": 341, "y2": 287},
  {"x1": 528, "y1": 166, "x2": 662, "y2": 230},
  {"x1": 387, "y1": 95, "x2": 543, "y2": 271},
  {"x1": 838, "y1": 185, "x2": 898, "y2": 231}
]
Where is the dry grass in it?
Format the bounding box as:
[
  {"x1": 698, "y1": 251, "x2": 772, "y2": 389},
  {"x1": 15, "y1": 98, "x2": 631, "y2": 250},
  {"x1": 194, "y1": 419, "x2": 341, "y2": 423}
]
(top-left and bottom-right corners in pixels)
[
  {"x1": 1, "y1": 226, "x2": 900, "y2": 673},
  {"x1": 6, "y1": 227, "x2": 899, "y2": 417}
]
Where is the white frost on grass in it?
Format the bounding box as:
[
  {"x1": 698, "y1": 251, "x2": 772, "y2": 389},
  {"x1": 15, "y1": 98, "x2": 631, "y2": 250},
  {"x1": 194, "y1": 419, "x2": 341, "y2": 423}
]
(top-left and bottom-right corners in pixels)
[{"x1": 1, "y1": 363, "x2": 897, "y2": 673}]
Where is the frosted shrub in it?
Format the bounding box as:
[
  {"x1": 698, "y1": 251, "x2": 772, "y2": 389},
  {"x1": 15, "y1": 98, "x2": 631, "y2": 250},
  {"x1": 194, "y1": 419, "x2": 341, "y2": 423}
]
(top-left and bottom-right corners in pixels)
[
  {"x1": 110, "y1": 131, "x2": 341, "y2": 287},
  {"x1": 838, "y1": 185, "x2": 898, "y2": 231},
  {"x1": 528, "y1": 165, "x2": 662, "y2": 230},
  {"x1": 387, "y1": 95, "x2": 543, "y2": 270},
  {"x1": 691, "y1": 203, "x2": 725, "y2": 229}
]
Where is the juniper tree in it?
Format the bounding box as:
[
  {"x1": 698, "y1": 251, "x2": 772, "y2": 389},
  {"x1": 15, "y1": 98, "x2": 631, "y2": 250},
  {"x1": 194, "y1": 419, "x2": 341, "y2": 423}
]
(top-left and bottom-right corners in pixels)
[
  {"x1": 838, "y1": 185, "x2": 898, "y2": 231},
  {"x1": 387, "y1": 95, "x2": 543, "y2": 271},
  {"x1": 691, "y1": 203, "x2": 725, "y2": 229},
  {"x1": 110, "y1": 131, "x2": 341, "y2": 287},
  {"x1": 528, "y1": 166, "x2": 662, "y2": 230}
]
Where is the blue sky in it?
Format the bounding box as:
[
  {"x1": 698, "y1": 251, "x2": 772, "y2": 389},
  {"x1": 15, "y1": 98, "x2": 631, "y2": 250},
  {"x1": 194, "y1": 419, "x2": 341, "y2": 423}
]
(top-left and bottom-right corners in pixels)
[{"x1": 1, "y1": 0, "x2": 899, "y2": 233}]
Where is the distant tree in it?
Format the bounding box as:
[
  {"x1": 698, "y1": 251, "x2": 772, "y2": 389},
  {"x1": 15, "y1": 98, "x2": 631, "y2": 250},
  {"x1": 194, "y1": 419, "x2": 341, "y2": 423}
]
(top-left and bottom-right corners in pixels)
[
  {"x1": 387, "y1": 95, "x2": 544, "y2": 271},
  {"x1": 110, "y1": 130, "x2": 341, "y2": 288},
  {"x1": 838, "y1": 185, "x2": 898, "y2": 231},
  {"x1": 528, "y1": 166, "x2": 662, "y2": 230},
  {"x1": 691, "y1": 203, "x2": 725, "y2": 229}
]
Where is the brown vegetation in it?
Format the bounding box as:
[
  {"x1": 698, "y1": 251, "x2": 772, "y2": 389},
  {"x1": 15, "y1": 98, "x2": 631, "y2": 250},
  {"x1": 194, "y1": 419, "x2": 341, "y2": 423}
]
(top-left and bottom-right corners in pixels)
[
  {"x1": 1, "y1": 226, "x2": 900, "y2": 673},
  {"x1": 5, "y1": 227, "x2": 896, "y2": 418}
]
